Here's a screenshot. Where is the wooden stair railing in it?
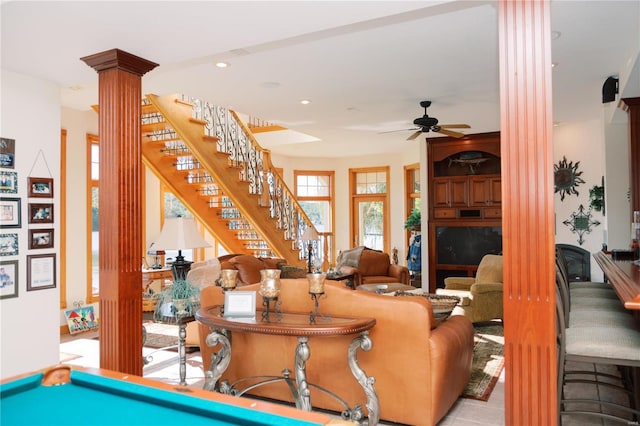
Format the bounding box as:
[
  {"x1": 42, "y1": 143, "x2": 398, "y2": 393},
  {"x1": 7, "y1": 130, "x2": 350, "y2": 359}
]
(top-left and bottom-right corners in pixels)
[{"x1": 141, "y1": 94, "x2": 318, "y2": 267}]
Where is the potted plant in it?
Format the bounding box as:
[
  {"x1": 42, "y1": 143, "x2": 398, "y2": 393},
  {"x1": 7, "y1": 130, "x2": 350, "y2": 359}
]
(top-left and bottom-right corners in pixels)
[
  {"x1": 154, "y1": 278, "x2": 200, "y2": 320},
  {"x1": 404, "y1": 208, "x2": 421, "y2": 231}
]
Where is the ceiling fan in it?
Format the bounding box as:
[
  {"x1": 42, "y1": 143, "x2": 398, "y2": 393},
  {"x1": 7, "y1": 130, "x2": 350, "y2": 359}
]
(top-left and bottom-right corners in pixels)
[{"x1": 383, "y1": 100, "x2": 471, "y2": 140}]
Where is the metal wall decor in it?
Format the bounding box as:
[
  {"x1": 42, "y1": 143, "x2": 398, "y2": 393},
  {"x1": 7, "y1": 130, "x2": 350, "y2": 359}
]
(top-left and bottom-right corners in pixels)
[
  {"x1": 554, "y1": 156, "x2": 585, "y2": 201},
  {"x1": 562, "y1": 204, "x2": 601, "y2": 245}
]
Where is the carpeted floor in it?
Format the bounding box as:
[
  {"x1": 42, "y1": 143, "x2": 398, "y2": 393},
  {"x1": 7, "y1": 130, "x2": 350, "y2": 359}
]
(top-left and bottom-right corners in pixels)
[{"x1": 462, "y1": 321, "x2": 505, "y2": 401}]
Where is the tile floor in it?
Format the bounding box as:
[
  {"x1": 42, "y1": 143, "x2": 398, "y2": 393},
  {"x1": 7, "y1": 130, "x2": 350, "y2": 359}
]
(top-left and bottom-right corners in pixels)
[{"x1": 60, "y1": 329, "x2": 635, "y2": 426}]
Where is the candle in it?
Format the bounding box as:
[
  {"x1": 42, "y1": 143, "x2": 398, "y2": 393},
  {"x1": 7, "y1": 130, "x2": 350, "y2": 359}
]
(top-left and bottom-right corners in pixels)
[
  {"x1": 220, "y1": 269, "x2": 238, "y2": 291},
  {"x1": 307, "y1": 273, "x2": 326, "y2": 294}
]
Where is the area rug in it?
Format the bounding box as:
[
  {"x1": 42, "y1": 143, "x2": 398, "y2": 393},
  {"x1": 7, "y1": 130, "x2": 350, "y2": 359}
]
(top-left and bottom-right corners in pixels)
[
  {"x1": 143, "y1": 321, "x2": 199, "y2": 353},
  {"x1": 461, "y1": 321, "x2": 504, "y2": 401}
]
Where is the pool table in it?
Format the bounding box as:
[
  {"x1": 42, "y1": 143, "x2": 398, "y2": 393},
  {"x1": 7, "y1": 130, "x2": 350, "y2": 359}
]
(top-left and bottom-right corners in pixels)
[{"x1": 0, "y1": 365, "x2": 343, "y2": 425}]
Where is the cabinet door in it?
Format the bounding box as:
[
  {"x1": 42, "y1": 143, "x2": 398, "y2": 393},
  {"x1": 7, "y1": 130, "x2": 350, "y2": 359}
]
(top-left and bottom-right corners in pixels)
[
  {"x1": 433, "y1": 179, "x2": 451, "y2": 207},
  {"x1": 489, "y1": 177, "x2": 502, "y2": 204},
  {"x1": 470, "y1": 177, "x2": 489, "y2": 206},
  {"x1": 450, "y1": 177, "x2": 469, "y2": 206}
]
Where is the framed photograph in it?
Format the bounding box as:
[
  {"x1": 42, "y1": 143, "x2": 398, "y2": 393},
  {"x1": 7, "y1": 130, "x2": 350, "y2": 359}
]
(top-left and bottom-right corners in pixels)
[
  {"x1": 28, "y1": 203, "x2": 53, "y2": 224},
  {"x1": 0, "y1": 259, "x2": 18, "y2": 299},
  {"x1": 0, "y1": 233, "x2": 18, "y2": 256},
  {"x1": 0, "y1": 138, "x2": 15, "y2": 169},
  {"x1": 29, "y1": 228, "x2": 54, "y2": 249},
  {"x1": 223, "y1": 291, "x2": 256, "y2": 321},
  {"x1": 28, "y1": 177, "x2": 54, "y2": 198},
  {"x1": 0, "y1": 171, "x2": 18, "y2": 194},
  {"x1": 27, "y1": 253, "x2": 56, "y2": 291},
  {"x1": 0, "y1": 198, "x2": 21, "y2": 228}
]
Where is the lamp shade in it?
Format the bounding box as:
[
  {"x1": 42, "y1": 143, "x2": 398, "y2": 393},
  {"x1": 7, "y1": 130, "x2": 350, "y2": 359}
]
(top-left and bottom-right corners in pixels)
[
  {"x1": 151, "y1": 217, "x2": 211, "y2": 251},
  {"x1": 301, "y1": 226, "x2": 319, "y2": 241}
]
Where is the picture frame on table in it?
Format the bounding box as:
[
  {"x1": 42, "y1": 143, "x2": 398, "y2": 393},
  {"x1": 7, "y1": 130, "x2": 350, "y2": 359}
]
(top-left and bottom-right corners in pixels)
[
  {"x1": 0, "y1": 233, "x2": 18, "y2": 257},
  {"x1": 0, "y1": 259, "x2": 18, "y2": 299},
  {"x1": 0, "y1": 171, "x2": 18, "y2": 194},
  {"x1": 28, "y1": 177, "x2": 54, "y2": 198},
  {"x1": 27, "y1": 253, "x2": 56, "y2": 291},
  {"x1": 28, "y1": 203, "x2": 53, "y2": 224},
  {"x1": 223, "y1": 291, "x2": 256, "y2": 320},
  {"x1": 29, "y1": 228, "x2": 54, "y2": 250},
  {"x1": 0, "y1": 197, "x2": 21, "y2": 228}
]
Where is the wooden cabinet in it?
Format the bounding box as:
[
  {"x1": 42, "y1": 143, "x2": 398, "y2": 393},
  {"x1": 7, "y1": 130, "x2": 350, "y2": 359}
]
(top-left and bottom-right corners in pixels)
[
  {"x1": 469, "y1": 176, "x2": 501, "y2": 207},
  {"x1": 433, "y1": 177, "x2": 469, "y2": 207},
  {"x1": 426, "y1": 132, "x2": 502, "y2": 292}
]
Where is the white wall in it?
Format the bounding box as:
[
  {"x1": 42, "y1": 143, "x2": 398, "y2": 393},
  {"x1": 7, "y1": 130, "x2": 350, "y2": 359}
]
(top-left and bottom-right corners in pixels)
[
  {"x1": 553, "y1": 119, "x2": 608, "y2": 282},
  {"x1": 0, "y1": 70, "x2": 61, "y2": 378}
]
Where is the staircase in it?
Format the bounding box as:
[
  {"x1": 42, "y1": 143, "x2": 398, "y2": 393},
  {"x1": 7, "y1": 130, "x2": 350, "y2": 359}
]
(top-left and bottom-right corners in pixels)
[{"x1": 140, "y1": 93, "x2": 315, "y2": 267}]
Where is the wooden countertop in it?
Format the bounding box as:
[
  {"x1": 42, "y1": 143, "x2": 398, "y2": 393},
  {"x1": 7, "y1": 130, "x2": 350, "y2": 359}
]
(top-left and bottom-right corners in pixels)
[{"x1": 593, "y1": 251, "x2": 640, "y2": 310}]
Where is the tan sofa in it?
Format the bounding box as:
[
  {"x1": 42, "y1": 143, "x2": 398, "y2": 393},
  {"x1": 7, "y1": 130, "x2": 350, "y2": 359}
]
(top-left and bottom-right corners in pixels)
[
  {"x1": 197, "y1": 279, "x2": 474, "y2": 426},
  {"x1": 337, "y1": 247, "x2": 410, "y2": 287}
]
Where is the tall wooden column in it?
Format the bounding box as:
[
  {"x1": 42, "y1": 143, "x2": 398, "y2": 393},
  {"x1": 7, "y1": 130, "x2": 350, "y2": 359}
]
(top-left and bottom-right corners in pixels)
[
  {"x1": 498, "y1": 1, "x2": 557, "y2": 425},
  {"x1": 620, "y1": 97, "x2": 640, "y2": 214},
  {"x1": 82, "y1": 49, "x2": 158, "y2": 375}
]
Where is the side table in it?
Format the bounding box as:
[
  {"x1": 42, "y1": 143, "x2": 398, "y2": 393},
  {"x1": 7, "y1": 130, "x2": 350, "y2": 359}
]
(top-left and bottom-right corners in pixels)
[{"x1": 142, "y1": 314, "x2": 195, "y2": 386}]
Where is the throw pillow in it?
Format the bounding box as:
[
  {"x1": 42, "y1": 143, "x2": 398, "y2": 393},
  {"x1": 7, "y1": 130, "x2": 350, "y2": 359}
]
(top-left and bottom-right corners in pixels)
[{"x1": 279, "y1": 265, "x2": 307, "y2": 279}]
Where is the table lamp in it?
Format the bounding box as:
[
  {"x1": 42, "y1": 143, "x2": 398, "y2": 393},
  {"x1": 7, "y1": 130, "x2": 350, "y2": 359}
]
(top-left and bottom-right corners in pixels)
[
  {"x1": 301, "y1": 226, "x2": 319, "y2": 273},
  {"x1": 151, "y1": 216, "x2": 211, "y2": 281}
]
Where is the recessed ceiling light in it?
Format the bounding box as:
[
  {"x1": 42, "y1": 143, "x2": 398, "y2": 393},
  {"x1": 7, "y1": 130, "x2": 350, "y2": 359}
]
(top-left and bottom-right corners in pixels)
[
  {"x1": 300, "y1": 99, "x2": 311, "y2": 105},
  {"x1": 551, "y1": 62, "x2": 558, "y2": 68},
  {"x1": 69, "y1": 84, "x2": 84, "y2": 91},
  {"x1": 551, "y1": 31, "x2": 561, "y2": 40},
  {"x1": 260, "y1": 81, "x2": 280, "y2": 89},
  {"x1": 215, "y1": 62, "x2": 229, "y2": 68}
]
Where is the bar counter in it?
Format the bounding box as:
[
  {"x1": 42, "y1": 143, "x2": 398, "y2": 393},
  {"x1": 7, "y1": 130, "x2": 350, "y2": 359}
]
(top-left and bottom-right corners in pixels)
[{"x1": 593, "y1": 251, "x2": 640, "y2": 310}]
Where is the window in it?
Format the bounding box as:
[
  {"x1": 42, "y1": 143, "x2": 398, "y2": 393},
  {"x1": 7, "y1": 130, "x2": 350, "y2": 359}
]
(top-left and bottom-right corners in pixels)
[
  {"x1": 404, "y1": 162, "x2": 421, "y2": 229},
  {"x1": 294, "y1": 170, "x2": 334, "y2": 268},
  {"x1": 349, "y1": 167, "x2": 390, "y2": 252},
  {"x1": 86, "y1": 134, "x2": 99, "y2": 302}
]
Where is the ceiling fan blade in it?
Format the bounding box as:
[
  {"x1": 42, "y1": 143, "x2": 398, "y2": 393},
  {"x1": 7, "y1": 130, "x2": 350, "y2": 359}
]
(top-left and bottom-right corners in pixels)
[
  {"x1": 435, "y1": 128, "x2": 465, "y2": 138},
  {"x1": 439, "y1": 124, "x2": 471, "y2": 129},
  {"x1": 378, "y1": 127, "x2": 418, "y2": 134},
  {"x1": 406, "y1": 130, "x2": 423, "y2": 141}
]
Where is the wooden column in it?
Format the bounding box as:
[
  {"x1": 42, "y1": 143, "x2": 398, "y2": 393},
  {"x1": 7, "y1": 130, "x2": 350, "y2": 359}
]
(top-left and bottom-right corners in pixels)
[
  {"x1": 82, "y1": 49, "x2": 158, "y2": 375},
  {"x1": 620, "y1": 97, "x2": 640, "y2": 214},
  {"x1": 498, "y1": 1, "x2": 557, "y2": 425}
]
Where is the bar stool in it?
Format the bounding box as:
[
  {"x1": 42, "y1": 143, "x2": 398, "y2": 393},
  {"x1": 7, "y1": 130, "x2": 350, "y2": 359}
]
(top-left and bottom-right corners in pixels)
[{"x1": 556, "y1": 290, "x2": 640, "y2": 425}]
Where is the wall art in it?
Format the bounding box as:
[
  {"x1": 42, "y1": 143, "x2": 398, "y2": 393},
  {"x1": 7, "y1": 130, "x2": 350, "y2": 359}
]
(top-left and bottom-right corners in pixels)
[
  {"x1": 554, "y1": 156, "x2": 585, "y2": 201},
  {"x1": 28, "y1": 203, "x2": 53, "y2": 224},
  {"x1": 0, "y1": 138, "x2": 15, "y2": 169},
  {"x1": 0, "y1": 233, "x2": 18, "y2": 256},
  {"x1": 0, "y1": 259, "x2": 18, "y2": 299},
  {"x1": 64, "y1": 305, "x2": 98, "y2": 335},
  {"x1": 27, "y1": 253, "x2": 56, "y2": 291},
  {"x1": 29, "y1": 228, "x2": 54, "y2": 250},
  {"x1": 562, "y1": 204, "x2": 601, "y2": 245},
  {"x1": 28, "y1": 177, "x2": 53, "y2": 198},
  {"x1": 0, "y1": 197, "x2": 21, "y2": 228},
  {"x1": 0, "y1": 171, "x2": 18, "y2": 194}
]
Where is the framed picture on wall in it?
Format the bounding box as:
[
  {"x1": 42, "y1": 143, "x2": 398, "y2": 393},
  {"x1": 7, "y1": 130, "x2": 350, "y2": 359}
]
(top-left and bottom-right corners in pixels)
[
  {"x1": 0, "y1": 197, "x2": 21, "y2": 228},
  {"x1": 28, "y1": 177, "x2": 54, "y2": 198},
  {"x1": 0, "y1": 171, "x2": 18, "y2": 194},
  {"x1": 27, "y1": 253, "x2": 56, "y2": 291},
  {"x1": 0, "y1": 138, "x2": 15, "y2": 169},
  {"x1": 28, "y1": 203, "x2": 53, "y2": 224},
  {"x1": 29, "y1": 228, "x2": 54, "y2": 249},
  {"x1": 0, "y1": 259, "x2": 18, "y2": 299},
  {"x1": 0, "y1": 233, "x2": 18, "y2": 256}
]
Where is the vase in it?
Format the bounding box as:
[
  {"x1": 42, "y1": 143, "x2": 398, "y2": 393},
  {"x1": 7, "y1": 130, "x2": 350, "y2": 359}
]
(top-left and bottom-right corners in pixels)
[
  {"x1": 220, "y1": 269, "x2": 238, "y2": 291},
  {"x1": 171, "y1": 298, "x2": 190, "y2": 316},
  {"x1": 259, "y1": 269, "x2": 281, "y2": 299}
]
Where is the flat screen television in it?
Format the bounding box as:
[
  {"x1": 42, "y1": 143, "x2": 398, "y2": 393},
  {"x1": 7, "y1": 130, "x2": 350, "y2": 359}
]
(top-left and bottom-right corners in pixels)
[{"x1": 436, "y1": 226, "x2": 502, "y2": 265}]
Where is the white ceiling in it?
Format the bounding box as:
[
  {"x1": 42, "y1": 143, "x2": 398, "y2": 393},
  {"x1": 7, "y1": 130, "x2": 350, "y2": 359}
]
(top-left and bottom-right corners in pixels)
[{"x1": 2, "y1": 1, "x2": 639, "y2": 158}]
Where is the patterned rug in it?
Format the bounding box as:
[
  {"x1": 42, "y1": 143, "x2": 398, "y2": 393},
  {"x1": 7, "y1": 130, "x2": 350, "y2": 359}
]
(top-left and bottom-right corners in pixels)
[
  {"x1": 143, "y1": 321, "x2": 199, "y2": 353},
  {"x1": 461, "y1": 321, "x2": 504, "y2": 401}
]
